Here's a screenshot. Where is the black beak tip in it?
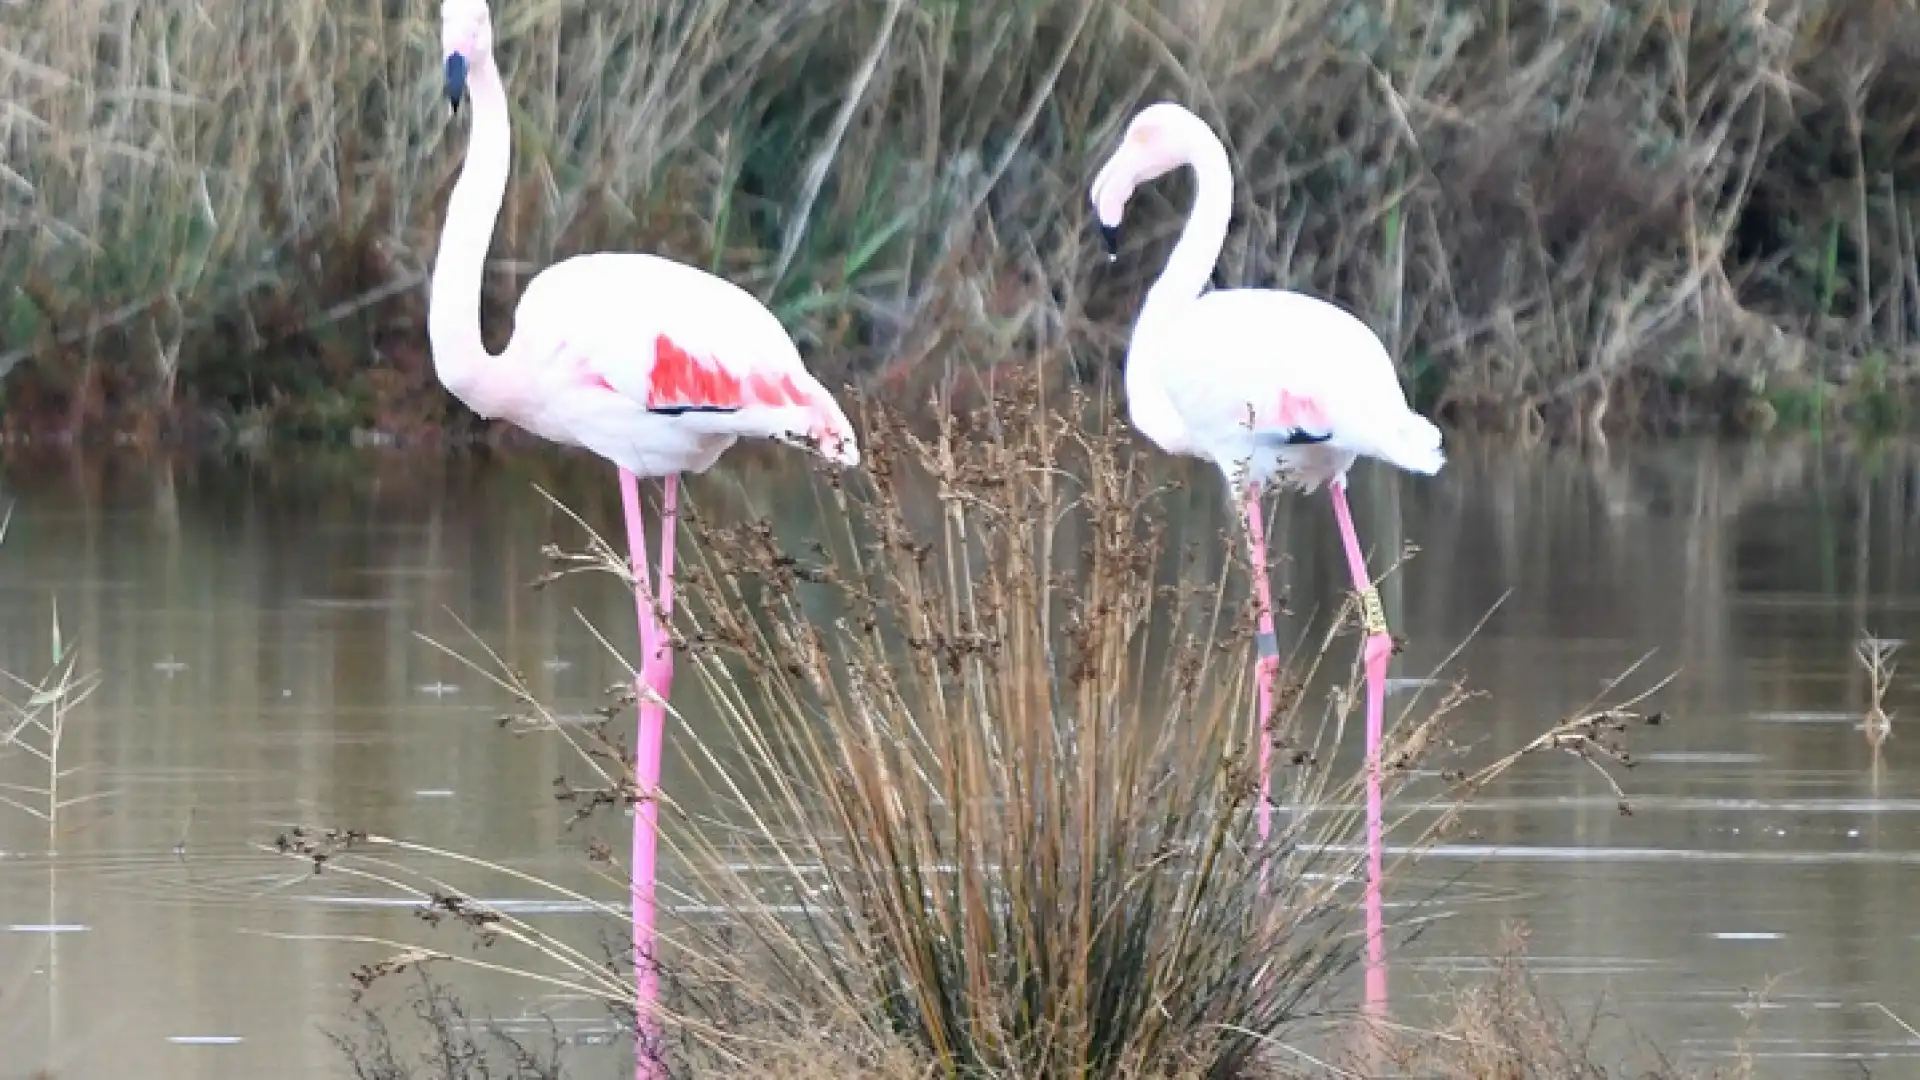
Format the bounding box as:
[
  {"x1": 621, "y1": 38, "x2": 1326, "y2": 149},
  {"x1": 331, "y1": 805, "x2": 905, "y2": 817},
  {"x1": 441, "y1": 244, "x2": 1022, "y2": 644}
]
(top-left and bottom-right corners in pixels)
[
  {"x1": 1099, "y1": 224, "x2": 1121, "y2": 261},
  {"x1": 444, "y1": 54, "x2": 469, "y2": 113}
]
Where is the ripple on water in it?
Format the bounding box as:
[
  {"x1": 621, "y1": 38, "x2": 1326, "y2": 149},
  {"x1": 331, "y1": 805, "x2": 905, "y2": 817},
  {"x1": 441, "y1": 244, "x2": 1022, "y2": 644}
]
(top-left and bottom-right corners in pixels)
[
  {"x1": 1459, "y1": 793, "x2": 1920, "y2": 815},
  {"x1": 1683, "y1": 1037, "x2": 1920, "y2": 1068},
  {"x1": 1749, "y1": 710, "x2": 1859, "y2": 725},
  {"x1": 1639, "y1": 750, "x2": 1767, "y2": 764},
  {"x1": 1317, "y1": 842, "x2": 1920, "y2": 865},
  {"x1": 1403, "y1": 953, "x2": 1666, "y2": 977},
  {"x1": 354, "y1": 565, "x2": 454, "y2": 579},
  {"x1": 300, "y1": 596, "x2": 408, "y2": 610},
  {"x1": 1, "y1": 849, "x2": 391, "y2": 911}
]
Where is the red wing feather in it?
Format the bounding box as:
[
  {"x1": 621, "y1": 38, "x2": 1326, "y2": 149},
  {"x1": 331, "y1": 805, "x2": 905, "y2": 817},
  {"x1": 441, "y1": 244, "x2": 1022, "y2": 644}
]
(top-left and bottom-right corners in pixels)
[
  {"x1": 1273, "y1": 389, "x2": 1330, "y2": 432},
  {"x1": 640, "y1": 334, "x2": 804, "y2": 413}
]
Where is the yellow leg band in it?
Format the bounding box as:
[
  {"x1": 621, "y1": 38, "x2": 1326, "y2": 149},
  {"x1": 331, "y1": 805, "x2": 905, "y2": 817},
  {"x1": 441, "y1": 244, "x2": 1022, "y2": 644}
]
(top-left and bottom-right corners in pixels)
[{"x1": 1359, "y1": 587, "x2": 1388, "y2": 637}]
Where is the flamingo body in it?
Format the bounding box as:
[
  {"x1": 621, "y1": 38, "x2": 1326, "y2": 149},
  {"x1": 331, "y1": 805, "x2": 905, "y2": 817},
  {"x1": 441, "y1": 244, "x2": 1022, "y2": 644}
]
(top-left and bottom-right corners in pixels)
[
  {"x1": 472, "y1": 251, "x2": 860, "y2": 478},
  {"x1": 1122, "y1": 269, "x2": 1443, "y2": 497}
]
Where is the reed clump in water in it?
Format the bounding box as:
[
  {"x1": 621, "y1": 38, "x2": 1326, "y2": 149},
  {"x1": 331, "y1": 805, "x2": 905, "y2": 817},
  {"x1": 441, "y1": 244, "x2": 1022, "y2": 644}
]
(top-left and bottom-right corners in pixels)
[
  {"x1": 11, "y1": 0, "x2": 1920, "y2": 440},
  {"x1": 658, "y1": 369, "x2": 1681, "y2": 1075},
  {"x1": 266, "y1": 367, "x2": 1675, "y2": 1077},
  {"x1": 662, "y1": 370, "x2": 1414, "y2": 1076}
]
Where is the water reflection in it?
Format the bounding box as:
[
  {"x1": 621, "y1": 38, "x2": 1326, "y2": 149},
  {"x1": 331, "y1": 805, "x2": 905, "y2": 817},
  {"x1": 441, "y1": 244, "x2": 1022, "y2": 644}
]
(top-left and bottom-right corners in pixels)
[{"x1": 0, "y1": 435, "x2": 1916, "y2": 1078}]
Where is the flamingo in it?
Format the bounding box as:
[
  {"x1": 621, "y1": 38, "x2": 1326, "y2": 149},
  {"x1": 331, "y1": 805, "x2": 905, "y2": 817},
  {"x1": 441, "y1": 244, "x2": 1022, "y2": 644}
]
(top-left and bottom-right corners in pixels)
[
  {"x1": 429, "y1": 0, "x2": 860, "y2": 1071},
  {"x1": 1088, "y1": 101, "x2": 1444, "y2": 1017}
]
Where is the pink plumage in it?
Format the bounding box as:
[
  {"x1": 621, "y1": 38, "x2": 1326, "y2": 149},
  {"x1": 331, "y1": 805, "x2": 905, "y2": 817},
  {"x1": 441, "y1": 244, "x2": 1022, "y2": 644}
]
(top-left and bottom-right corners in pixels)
[{"x1": 439, "y1": 250, "x2": 860, "y2": 477}]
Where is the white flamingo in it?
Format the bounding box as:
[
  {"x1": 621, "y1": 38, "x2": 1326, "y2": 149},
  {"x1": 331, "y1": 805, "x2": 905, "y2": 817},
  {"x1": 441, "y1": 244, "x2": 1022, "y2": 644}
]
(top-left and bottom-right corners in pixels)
[
  {"x1": 1089, "y1": 101, "x2": 1445, "y2": 1015},
  {"x1": 430, "y1": 0, "x2": 860, "y2": 1070}
]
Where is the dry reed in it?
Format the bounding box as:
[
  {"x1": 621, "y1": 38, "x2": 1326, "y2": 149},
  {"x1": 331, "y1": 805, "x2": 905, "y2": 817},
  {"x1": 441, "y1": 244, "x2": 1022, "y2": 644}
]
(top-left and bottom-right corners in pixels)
[
  {"x1": 1856, "y1": 632, "x2": 1897, "y2": 753},
  {"x1": 256, "y1": 369, "x2": 1680, "y2": 1077},
  {"x1": 10, "y1": 1, "x2": 1920, "y2": 438},
  {"x1": 1386, "y1": 925, "x2": 1747, "y2": 1080}
]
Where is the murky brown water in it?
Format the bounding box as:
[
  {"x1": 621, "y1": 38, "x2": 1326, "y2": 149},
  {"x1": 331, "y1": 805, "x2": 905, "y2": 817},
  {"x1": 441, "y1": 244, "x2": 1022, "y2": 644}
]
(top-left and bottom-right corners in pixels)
[{"x1": 2, "y1": 437, "x2": 1917, "y2": 1079}]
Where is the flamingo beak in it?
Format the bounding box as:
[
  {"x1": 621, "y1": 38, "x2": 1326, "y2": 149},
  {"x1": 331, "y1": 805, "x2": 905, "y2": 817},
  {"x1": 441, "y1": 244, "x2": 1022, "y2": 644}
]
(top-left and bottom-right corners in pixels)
[
  {"x1": 444, "y1": 54, "x2": 468, "y2": 114},
  {"x1": 1098, "y1": 223, "x2": 1120, "y2": 262}
]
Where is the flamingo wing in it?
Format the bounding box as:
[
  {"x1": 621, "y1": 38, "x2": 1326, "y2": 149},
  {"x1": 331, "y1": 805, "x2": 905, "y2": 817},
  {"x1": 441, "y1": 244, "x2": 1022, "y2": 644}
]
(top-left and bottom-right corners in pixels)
[
  {"x1": 508, "y1": 252, "x2": 857, "y2": 465},
  {"x1": 630, "y1": 331, "x2": 814, "y2": 417},
  {"x1": 1160, "y1": 288, "x2": 1401, "y2": 447},
  {"x1": 1146, "y1": 287, "x2": 1442, "y2": 480},
  {"x1": 513, "y1": 253, "x2": 805, "y2": 408}
]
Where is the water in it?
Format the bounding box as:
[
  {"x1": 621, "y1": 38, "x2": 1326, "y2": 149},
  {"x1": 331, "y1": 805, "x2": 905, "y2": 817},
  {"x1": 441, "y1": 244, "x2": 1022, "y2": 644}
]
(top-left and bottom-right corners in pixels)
[{"x1": 1, "y1": 436, "x2": 1917, "y2": 1078}]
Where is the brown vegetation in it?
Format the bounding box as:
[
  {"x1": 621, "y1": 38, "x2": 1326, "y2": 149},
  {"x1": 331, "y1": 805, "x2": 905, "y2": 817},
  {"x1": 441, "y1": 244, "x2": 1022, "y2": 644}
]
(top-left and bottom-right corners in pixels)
[
  {"x1": 1385, "y1": 926, "x2": 1752, "y2": 1079},
  {"x1": 10, "y1": 0, "x2": 1920, "y2": 443},
  {"x1": 262, "y1": 372, "x2": 1678, "y2": 1076}
]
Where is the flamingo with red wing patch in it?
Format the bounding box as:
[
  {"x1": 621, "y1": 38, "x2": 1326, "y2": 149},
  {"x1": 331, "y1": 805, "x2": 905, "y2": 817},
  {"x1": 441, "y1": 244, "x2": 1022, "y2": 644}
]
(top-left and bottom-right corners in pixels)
[{"x1": 428, "y1": 2, "x2": 861, "y2": 1071}]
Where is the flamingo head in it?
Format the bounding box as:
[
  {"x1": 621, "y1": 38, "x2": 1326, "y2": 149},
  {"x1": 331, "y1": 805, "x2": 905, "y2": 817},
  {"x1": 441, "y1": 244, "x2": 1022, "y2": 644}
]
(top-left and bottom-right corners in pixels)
[
  {"x1": 441, "y1": 0, "x2": 496, "y2": 114},
  {"x1": 1088, "y1": 101, "x2": 1203, "y2": 261}
]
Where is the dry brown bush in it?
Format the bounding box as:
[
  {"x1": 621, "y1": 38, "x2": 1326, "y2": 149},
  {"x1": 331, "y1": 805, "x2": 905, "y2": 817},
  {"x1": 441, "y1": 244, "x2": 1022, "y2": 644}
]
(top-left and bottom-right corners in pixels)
[{"x1": 255, "y1": 369, "x2": 1683, "y2": 1077}]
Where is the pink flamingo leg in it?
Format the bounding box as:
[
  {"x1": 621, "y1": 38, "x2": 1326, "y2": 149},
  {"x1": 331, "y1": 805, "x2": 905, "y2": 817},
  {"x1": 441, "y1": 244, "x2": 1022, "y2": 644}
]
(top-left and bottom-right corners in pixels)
[
  {"x1": 1241, "y1": 482, "x2": 1279, "y2": 845},
  {"x1": 619, "y1": 470, "x2": 682, "y2": 1078},
  {"x1": 617, "y1": 468, "x2": 661, "y2": 1078},
  {"x1": 1329, "y1": 477, "x2": 1388, "y2": 1018},
  {"x1": 636, "y1": 475, "x2": 680, "y2": 1072},
  {"x1": 620, "y1": 469, "x2": 658, "y2": 659}
]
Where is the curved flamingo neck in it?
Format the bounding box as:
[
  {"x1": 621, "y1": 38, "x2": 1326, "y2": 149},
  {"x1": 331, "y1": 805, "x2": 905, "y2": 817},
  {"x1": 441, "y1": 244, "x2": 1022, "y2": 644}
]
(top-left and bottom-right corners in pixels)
[
  {"x1": 1142, "y1": 126, "x2": 1233, "y2": 316},
  {"x1": 428, "y1": 51, "x2": 511, "y2": 414},
  {"x1": 1123, "y1": 122, "x2": 1232, "y2": 455}
]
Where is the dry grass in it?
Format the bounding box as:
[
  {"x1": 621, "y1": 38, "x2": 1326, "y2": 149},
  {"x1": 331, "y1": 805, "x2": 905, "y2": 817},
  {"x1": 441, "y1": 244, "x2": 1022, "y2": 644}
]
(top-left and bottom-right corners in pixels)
[
  {"x1": 659, "y1": 371, "x2": 1400, "y2": 1077},
  {"x1": 340, "y1": 937, "x2": 1744, "y2": 1080},
  {"x1": 0, "y1": 535, "x2": 120, "y2": 1080},
  {"x1": 329, "y1": 970, "x2": 570, "y2": 1080},
  {"x1": 1856, "y1": 632, "x2": 1897, "y2": 753},
  {"x1": 1387, "y1": 925, "x2": 1750, "y2": 1080},
  {"x1": 9, "y1": 0, "x2": 1920, "y2": 438},
  {"x1": 256, "y1": 369, "x2": 1682, "y2": 1077},
  {"x1": 0, "y1": 592, "x2": 108, "y2": 843}
]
